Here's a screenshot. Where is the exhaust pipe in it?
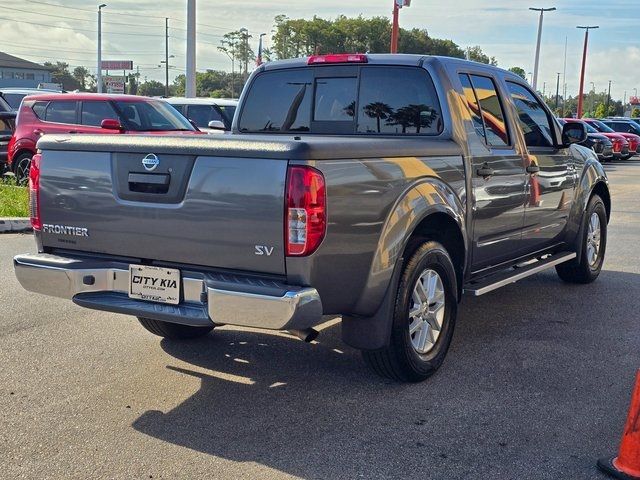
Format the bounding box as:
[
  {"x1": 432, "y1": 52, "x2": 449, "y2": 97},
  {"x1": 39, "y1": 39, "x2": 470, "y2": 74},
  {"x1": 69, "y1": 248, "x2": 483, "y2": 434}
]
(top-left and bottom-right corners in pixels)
[{"x1": 288, "y1": 328, "x2": 319, "y2": 343}]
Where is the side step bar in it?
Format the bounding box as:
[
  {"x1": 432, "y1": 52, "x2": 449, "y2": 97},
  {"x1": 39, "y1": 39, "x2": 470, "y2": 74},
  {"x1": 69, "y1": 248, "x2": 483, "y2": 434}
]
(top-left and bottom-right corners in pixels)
[{"x1": 463, "y1": 251, "x2": 576, "y2": 296}]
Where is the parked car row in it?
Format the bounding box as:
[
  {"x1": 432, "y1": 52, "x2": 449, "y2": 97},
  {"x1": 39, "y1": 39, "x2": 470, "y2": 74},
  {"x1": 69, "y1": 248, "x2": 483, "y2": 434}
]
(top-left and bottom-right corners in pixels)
[
  {"x1": 558, "y1": 117, "x2": 640, "y2": 162},
  {"x1": 2, "y1": 92, "x2": 238, "y2": 183}
]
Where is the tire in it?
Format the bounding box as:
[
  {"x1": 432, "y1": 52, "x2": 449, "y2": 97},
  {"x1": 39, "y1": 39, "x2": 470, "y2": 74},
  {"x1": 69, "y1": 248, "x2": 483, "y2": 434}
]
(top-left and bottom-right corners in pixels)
[
  {"x1": 362, "y1": 241, "x2": 458, "y2": 382},
  {"x1": 137, "y1": 317, "x2": 213, "y2": 339},
  {"x1": 621, "y1": 154, "x2": 633, "y2": 160},
  {"x1": 13, "y1": 152, "x2": 32, "y2": 186},
  {"x1": 556, "y1": 194, "x2": 607, "y2": 284}
]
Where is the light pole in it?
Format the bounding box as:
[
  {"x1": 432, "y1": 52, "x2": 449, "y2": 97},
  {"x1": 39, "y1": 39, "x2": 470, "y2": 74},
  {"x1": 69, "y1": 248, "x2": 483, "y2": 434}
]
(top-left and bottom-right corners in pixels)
[
  {"x1": 97, "y1": 3, "x2": 106, "y2": 93},
  {"x1": 529, "y1": 7, "x2": 556, "y2": 91},
  {"x1": 185, "y1": 0, "x2": 196, "y2": 98},
  {"x1": 555, "y1": 72, "x2": 561, "y2": 111},
  {"x1": 606, "y1": 80, "x2": 612, "y2": 113},
  {"x1": 528, "y1": 71, "x2": 533, "y2": 84},
  {"x1": 159, "y1": 55, "x2": 175, "y2": 97},
  {"x1": 391, "y1": 0, "x2": 410, "y2": 53},
  {"x1": 576, "y1": 25, "x2": 599, "y2": 118},
  {"x1": 164, "y1": 18, "x2": 170, "y2": 97}
]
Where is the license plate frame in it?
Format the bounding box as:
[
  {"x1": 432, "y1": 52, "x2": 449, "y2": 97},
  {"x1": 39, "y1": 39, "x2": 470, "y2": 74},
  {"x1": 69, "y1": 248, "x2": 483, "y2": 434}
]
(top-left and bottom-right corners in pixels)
[{"x1": 128, "y1": 265, "x2": 181, "y2": 305}]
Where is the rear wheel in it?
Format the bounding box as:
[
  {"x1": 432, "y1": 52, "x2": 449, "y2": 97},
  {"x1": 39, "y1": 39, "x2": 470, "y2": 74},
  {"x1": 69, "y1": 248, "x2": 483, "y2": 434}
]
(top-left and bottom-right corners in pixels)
[
  {"x1": 556, "y1": 194, "x2": 607, "y2": 283},
  {"x1": 137, "y1": 317, "x2": 213, "y2": 339},
  {"x1": 362, "y1": 241, "x2": 457, "y2": 382},
  {"x1": 13, "y1": 152, "x2": 32, "y2": 185}
]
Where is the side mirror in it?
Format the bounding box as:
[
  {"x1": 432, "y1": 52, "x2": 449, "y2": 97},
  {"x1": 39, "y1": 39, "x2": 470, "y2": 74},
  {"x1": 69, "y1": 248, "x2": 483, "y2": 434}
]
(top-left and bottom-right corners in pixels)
[
  {"x1": 207, "y1": 120, "x2": 226, "y2": 130},
  {"x1": 100, "y1": 118, "x2": 124, "y2": 131},
  {"x1": 562, "y1": 122, "x2": 587, "y2": 146}
]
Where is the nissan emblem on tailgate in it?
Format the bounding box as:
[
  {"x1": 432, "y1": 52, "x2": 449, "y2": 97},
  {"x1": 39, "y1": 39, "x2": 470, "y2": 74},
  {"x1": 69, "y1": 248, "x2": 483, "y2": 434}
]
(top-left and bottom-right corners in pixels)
[{"x1": 142, "y1": 153, "x2": 160, "y2": 171}]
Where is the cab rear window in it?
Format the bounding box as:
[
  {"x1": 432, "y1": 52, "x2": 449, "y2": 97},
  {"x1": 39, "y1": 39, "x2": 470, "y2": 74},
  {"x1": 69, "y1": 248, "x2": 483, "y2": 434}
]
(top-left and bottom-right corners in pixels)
[{"x1": 238, "y1": 66, "x2": 443, "y2": 135}]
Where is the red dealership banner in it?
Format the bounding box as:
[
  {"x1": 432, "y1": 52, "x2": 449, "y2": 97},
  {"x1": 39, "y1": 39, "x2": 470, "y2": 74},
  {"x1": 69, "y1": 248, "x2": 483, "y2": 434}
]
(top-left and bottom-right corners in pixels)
[{"x1": 630, "y1": 96, "x2": 639, "y2": 106}]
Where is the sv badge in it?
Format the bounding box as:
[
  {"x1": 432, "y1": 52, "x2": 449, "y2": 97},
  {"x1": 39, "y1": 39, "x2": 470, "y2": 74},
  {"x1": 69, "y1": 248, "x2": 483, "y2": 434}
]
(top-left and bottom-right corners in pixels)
[{"x1": 255, "y1": 245, "x2": 274, "y2": 256}]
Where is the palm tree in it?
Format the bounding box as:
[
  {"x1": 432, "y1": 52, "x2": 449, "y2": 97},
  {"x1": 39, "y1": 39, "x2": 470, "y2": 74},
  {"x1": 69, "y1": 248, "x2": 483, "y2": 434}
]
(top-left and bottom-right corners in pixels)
[{"x1": 363, "y1": 102, "x2": 393, "y2": 132}]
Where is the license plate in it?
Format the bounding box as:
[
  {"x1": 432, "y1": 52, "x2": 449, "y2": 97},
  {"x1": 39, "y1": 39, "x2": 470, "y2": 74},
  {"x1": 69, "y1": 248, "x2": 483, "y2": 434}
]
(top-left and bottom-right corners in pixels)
[{"x1": 128, "y1": 265, "x2": 180, "y2": 305}]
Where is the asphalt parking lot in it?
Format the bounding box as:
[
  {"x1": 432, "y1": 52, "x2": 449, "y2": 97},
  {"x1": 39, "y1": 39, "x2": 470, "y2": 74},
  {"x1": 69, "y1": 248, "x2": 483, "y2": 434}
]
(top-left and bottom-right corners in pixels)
[{"x1": 1, "y1": 159, "x2": 639, "y2": 480}]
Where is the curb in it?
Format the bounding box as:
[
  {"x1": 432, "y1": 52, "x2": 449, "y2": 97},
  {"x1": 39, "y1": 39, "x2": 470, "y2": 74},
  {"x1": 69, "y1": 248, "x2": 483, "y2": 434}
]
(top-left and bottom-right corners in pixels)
[{"x1": 0, "y1": 218, "x2": 32, "y2": 233}]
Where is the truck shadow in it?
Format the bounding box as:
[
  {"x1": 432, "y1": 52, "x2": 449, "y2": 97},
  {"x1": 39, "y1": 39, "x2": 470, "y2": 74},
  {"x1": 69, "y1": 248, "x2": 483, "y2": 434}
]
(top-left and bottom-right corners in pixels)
[{"x1": 132, "y1": 269, "x2": 639, "y2": 479}]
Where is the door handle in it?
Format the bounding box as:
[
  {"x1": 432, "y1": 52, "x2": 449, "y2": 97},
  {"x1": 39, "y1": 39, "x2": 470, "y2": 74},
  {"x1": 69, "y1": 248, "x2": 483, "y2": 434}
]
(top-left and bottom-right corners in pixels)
[
  {"x1": 476, "y1": 164, "x2": 495, "y2": 178},
  {"x1": 33, "y1": 129, "x2": 44, "y2": 136},
  {"x1": 68, "y1": 130, "x2": 78, "y2": 134},
  {"x1": 526, "y1": 165, "x2": 540, "y2": 174}
]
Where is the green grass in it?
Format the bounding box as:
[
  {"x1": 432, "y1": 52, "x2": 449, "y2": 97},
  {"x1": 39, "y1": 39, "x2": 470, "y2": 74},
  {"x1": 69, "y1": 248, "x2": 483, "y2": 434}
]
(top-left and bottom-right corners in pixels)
[{"x1": 0, "y1": 178, "x2": 29, "y2": 217}]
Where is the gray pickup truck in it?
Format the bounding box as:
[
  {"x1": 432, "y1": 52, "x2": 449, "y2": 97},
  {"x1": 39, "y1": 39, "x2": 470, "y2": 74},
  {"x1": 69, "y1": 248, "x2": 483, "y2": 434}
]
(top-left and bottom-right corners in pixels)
[{"x1": 14, "y1": 54, "x2": 610, "y2": 382}]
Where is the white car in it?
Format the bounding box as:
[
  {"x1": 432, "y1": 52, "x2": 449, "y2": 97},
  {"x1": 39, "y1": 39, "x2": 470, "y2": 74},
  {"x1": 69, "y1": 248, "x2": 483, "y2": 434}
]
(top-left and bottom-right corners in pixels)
[{"x1": 166, "y1": 97, "x2": 237, "y2": 134}]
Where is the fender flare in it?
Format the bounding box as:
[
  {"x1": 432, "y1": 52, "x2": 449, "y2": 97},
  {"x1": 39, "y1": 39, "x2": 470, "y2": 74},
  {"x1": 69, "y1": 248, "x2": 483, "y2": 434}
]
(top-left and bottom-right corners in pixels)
[
  {"x1": 342, "y1": 177, "x2": 467, "y2": 350},
  {"x1": 567, "y1": 158, "x2": 609, "y2": 262}
]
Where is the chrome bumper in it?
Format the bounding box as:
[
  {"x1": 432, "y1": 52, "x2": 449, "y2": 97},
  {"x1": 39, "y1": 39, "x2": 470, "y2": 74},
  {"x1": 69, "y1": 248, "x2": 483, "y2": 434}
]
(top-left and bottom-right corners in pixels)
[{"x1": 13, "y1": 253, "x2": 323, "y2": 330}]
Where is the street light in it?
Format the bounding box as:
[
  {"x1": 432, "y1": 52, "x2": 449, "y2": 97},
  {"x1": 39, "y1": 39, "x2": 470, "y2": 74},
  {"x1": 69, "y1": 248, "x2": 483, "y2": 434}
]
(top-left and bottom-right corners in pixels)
[
  {"x1": 576, "y1": 25, "x2": 599, "y2": 118},
  {"x1": 97, "y1": 3, "x2": 107, "y2": 93},
  {"x1": 160, "y1": 55, "x2": 175, "y2": 97},
  {"x1": 529, "y1": 7, "x2": 556, "y2": 91}
]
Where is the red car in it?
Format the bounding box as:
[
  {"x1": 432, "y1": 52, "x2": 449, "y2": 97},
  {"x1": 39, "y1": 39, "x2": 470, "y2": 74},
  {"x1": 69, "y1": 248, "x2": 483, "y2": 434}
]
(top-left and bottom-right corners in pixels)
[
  {"x1": 8, "y1": 93, "x2": 202, "y2": 183},
  {"x1": 582, "y1": 118, "x2": 639, "y2": 160},
  {"x1": 563, "y1": 118, "x2": 629, "y2": 160}
]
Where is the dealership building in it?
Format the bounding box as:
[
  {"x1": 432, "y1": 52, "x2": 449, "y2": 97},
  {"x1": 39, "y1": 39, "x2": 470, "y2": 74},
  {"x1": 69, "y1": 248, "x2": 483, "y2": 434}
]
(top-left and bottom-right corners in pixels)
[{"x1": 0, "y1": 52, "x2": 52, "y2": 88}]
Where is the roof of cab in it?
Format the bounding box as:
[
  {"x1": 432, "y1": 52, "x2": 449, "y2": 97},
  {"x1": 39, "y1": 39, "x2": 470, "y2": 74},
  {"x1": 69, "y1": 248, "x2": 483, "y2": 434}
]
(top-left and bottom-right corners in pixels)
[
  {"x1": 166, "y1": 97, "x2": 238, "y2": 106},
  {"x1": 20, "y1": 93, "x2": 164, "y2": 102}
]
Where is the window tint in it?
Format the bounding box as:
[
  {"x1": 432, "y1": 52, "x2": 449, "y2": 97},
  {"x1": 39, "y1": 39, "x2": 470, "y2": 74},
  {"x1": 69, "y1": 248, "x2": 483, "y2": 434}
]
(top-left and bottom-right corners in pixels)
[
  {"x1": 314, "y1": 77, "x2": 356, "y2": 121},
  {"x1": 506, "y1": 82, "x2": 554, "y2": 148},
  {"x1": 81, "y1": 101, "x2": 118, "y2": 127},
  {"x1": 218, "y1": 105, "x2": 236, "y2": 124},
  {"x1": 469, "y1": 75, "x2": 509, "y2": 146},
  {"x1": 45, "y1": 101, "x2": 77, "y2": 124},
  {"x1": 357, "y1": 67, "x2": 442, "y2": 134},
  {"x1": 186, "y1": 104, "x2": 224, "y2": 128},
  {"x1": 239, "y1": 69, "x2": 312, "y2": 132},
  {"x1": 4, "y1": 93, "x2": 25, "y2": 109},
  {"x1": 113, "y1": 100, "x2": 194, "y2": 131},
  {"x1": 32, "y1": 101, "x2": 48, "y2": 119},
  {"x1": 458, "y1": 74, "x2": 486, "y2": 141}
]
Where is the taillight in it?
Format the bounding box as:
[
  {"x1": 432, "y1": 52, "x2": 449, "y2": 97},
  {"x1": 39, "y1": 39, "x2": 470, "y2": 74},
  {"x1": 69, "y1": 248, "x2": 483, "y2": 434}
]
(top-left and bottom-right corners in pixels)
[
  {"x1": 285, "y1": 165, "x2": 326, "y2": 256},
  {"x1": 307, "y1": 53, "x2": 368, "y2": 65},
  {"x1": 612, "y1": 139, "x2": 621, "y2": 152},
  {"x1": 29, "y1": 153, "x2": 41, "y2": 231}
]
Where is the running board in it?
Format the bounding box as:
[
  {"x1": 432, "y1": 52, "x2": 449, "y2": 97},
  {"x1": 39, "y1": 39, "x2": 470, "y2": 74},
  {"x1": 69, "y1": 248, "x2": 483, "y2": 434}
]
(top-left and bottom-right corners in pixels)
[{"x1": 463, "y1": 251, "x2": 576, "y2": 296}]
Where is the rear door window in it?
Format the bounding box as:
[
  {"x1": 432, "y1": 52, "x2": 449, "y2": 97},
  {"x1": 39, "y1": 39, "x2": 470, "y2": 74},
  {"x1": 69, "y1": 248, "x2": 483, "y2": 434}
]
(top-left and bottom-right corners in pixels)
[
  {"x1": 81, "y1": 101, "x2": 119, "y2": 127},
  {"x1": 469, "y1": 75, "x2": 509, "y2": 146},
  {"x1": 45, "y1": 101, "x2": 77, "y2": 124},
  {"x1": 356, "y1": 67, "x2": 442, "y2": 135}
]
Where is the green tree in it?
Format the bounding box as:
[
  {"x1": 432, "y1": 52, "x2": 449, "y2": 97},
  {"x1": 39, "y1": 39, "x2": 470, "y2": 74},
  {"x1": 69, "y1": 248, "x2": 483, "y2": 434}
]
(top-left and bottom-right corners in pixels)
[
  {"x1": 43, "y1": 61, "x2": 80, "y2": 90},
  {"x1": 138, "y1": 80, "x2": 166, "y2": 97},
  {"x1": 72, "y1": 66, "x2": 90, "y2": 90},
  {"x1": 363, "y1": 102, "x2": 393, "y2": 132},
  {"x1": 270, "y1": 14, "x2": 465, "y2": 60},
  {"x1": 632, "y1": 107, "x2": 640, "y2": 118},
  {"x1": 594, "y1": 103, "x2": 608, "y2": 119},
  {"x1": 466, "y1": 45, "x2": 497, "y2": 65},
  {"x1": 508, "y1": 67, "x2": 527, "y2": 79}
]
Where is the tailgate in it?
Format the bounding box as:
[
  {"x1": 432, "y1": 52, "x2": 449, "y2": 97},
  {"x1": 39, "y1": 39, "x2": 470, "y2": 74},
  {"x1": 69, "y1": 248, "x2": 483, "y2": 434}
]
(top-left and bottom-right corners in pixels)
[{"x1": 39, "y1": 149, "x2": 287, "y2": 275}]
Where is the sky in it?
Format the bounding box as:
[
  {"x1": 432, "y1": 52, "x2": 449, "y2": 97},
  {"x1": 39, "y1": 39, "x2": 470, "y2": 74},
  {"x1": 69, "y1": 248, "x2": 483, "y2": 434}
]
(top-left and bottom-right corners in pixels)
[{"x1": 0, "y1": 0, "x2": 639, "y2": 101}]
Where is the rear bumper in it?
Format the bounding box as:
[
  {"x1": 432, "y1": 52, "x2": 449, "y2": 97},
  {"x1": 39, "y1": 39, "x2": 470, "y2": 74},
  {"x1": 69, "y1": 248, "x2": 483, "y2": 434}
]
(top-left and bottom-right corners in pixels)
[{"x1": 13, "y1": 253, "x2": 323, "y2": 330}]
